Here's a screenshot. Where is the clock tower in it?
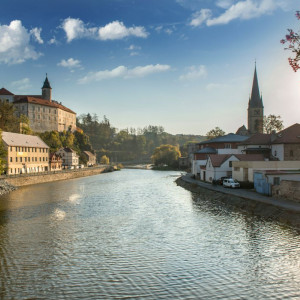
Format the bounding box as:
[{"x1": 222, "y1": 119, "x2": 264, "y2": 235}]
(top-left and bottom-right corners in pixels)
[{"x1": 247, "y1": 65, "x2": 264, "y2": 134}]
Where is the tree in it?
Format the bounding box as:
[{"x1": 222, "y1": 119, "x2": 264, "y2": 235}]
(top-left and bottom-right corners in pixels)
[
  {"x1": 263, "y1": 115, "x2": 284, "y2": 134},
  {"x1": 0, "y1": 130, "x2": 7, "y2": 174},
  {"x1": 281, "y1": 11, "x2": 300, "y2": 72},
  {"x1": 100, "y1": 155, "x2": 110, "y2": 164},
  {"x1": 206, "y1": 127, "x2": 225, "y2": 140},
  {"x1": 151, "y1": 144, "x2": 181, "y2": 167},
  {"x1": 0, "y1": 101, "x2": 20, "y2": 132}
]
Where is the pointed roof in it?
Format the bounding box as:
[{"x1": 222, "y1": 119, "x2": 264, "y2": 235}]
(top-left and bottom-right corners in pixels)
[
  {"x1": 249, "y1": 65, "x2": 263, "y2": 108},
  {"x1": 42, "y1": 74, "x2": 52, "y2": 89},
  {"x1": 272, "y1": 123, "x2": 300, "y2": 144},
  {"x1": 0, "y1": 87, "x2": 14, "y2": 95}
]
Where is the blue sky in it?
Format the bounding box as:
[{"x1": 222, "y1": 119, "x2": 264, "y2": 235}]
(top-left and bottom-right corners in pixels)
[{"x1": 0, "y1": 0, "x2": 299, "y2": 134}]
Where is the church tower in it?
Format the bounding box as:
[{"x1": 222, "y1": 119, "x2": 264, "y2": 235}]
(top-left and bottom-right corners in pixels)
[
  {"x1": 247, "y1": 65, "x2": 264, "y2": 134},
  {"x1": 42, "y1": 74, "x2": 52, "y2": 102}
]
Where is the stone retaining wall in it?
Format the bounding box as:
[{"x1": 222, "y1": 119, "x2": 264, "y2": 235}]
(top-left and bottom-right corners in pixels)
[
  {"x1": 272, "y1": 180, "x2": 300, "y2": 203},
  {"x1": 176, "y1": 177, "x2": 300, "y2": 230},
  {"x1": 3, "y1": 166, "x2": 113, "y2": 187}
]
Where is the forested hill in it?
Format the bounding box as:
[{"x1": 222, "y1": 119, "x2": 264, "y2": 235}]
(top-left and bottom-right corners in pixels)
[{"x1": 77, "y1": 114, "x2": 205, "y2": 163}]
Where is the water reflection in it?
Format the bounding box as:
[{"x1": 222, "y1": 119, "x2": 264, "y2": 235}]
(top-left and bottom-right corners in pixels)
[{"x1": 0, "y1": 170, "x2": 299, "y2": 299}]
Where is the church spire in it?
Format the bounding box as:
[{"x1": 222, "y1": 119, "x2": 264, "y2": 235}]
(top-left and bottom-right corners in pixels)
[{"x1": 248, "y1": 65, "x2": 263, "y2": 108}]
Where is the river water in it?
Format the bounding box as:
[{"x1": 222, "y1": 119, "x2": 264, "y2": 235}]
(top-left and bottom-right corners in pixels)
[{"x1": 0, "y1": 169, "x2": 299, "y2": 299}]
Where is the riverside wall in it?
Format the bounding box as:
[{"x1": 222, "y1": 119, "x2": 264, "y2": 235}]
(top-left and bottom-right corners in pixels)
[
  {"x1": 2, "y1": 166, "x2": 113, "y2": 188},
  {"x1": 176, "y1": 177, "x2": 300, "y2": 230}
]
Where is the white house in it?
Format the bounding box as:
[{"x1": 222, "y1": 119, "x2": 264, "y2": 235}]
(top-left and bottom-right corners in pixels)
[
  {"x1": 204, "y1": 154, "x2": 265, "y2": 182},
  {"x1": 56, "y1": 147, "x2": 79, "y2": 168}
]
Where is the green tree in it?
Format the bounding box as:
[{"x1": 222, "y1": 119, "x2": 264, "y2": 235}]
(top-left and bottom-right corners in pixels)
[
  {"x1": 206, "y1": 127, "x2": 225, "y2": 140},
  {"x1": 151, "y1": 144, "x2": 181, "y2": 167},
  {"x1": 263, "y1": 115, "x2": 284, "y2": 134},
  {"x1": 0, "y1": 101, "x2": 20, "y2": 132},
  {"x1": 0, "y1": 130, "x2": 7, "y2": 174},
  {"x1": 19, "y1": 114, "x2": 33, "y2": 135},
  {"x1": 100, "y1": 155, "x2": 110, "y2": 164}
]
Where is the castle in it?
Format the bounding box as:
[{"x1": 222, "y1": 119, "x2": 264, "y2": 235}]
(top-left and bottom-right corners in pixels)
[{"x1": 0, "y1": 75, "x2": 76, "y2": 133}]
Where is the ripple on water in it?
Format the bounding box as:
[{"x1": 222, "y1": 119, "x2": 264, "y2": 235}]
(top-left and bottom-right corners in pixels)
[{"x1": 0, "y1": 169, "x2": 300, "y2": 299}]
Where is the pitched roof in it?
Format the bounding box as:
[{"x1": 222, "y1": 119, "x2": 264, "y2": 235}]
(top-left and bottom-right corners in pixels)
[
  {"x1": 2, "y1": 132, "x2": 49, "y2": 148},
  {"x1": 83, "y1": 151, "x2": 95, "y2": 157},
  {"x1": 249, "y1": 65, "x2": 263, "y2": 108},
  {"x1": 208, "y1": 154, "x2": 232, "y2": 167},
  {"x1": 59, "y1": 147, "x2": 76, "y2": 153},
  {"x1": 236, "y1": 125, "x2": 249, "y2": 135},
  {"x1": 0, "y1": 88, "x2": 14, "y2": 95},
  {"x1": 198, "y1": 133, "x2": 249, "y2": 145},
  {"x1": 42, "y1": 75, "x2": 52, "y2": 89},
  {"x1": 208, "y1": 153, "x2": 265, "y2": 167},
  {"x1": 239, "y1": 133, "x2": 272, "y2": 145},
  {"x1": 13, "y1": 96, "x2": 75, "y2": 114},
  {"x1": 234, "y1": 154, "x2": 265, "y2": 161},
  {"x1": 272, "y1": 123, "x2": 300, "y2": 144}
]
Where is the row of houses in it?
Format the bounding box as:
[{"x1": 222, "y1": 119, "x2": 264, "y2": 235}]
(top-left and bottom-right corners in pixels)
[
  {"x1": 187, "y1": 123, "x2": 300, "y2": 199},
  {"x1": 1, "y1": 131, "x2": 96, "y2": 175}
]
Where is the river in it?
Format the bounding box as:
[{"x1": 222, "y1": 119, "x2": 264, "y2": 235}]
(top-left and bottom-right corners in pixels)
[{"x1": 0, "y1": 169, "x2": 299, "y2": 299}]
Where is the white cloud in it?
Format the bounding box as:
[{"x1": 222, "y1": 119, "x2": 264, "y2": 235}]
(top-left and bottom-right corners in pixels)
[
  {"x1": 58, "y1": 58, "x2": 81, "y2": 69},
  {"x1": 30, "y1": 27, "x2": 43, "y2": 44},
  {"x1": 78, "y1": 64, "x2": 171, "y2": 84},
  {"x1": 0, "y1": 20, "x2": 42, "y2": 64},
  {"x1": 48, "y1": 37, "x2": 58, "y2": 45},
  {"x1": 179, "y1": 65, "x2": 207, "y2": 81},
  {"x1": 11, "y1": 78, "x2": 31, "y2": 91},
  {"x1": 190, "y1": 9, "x2": 212, "y2": 27},
  {"x1": 61, "y1": 18, "x2": 148, "y2": 42},
  {"x1": 190, "y1": 0, "x2": 296, "y2": 27},
  {"x1": 98, "y1": 21, "x2": 148, "y2": 40},
  {"x1": 216, "y1": 0, "x2": 235, "y2": 9},
  {"x1": 127, "y1": 44, "x2": 141, "y2": 51}
]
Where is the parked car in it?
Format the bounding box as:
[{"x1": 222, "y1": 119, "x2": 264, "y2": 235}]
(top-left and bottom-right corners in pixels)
[
  {"x1": 216, "y1": 177, "x2": 228, "y2": 185},
  {"x1": 223, "y1": 178, "x2": 240, "y2": 188}
]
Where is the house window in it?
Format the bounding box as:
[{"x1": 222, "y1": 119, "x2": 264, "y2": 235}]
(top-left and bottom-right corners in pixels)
[
  {"x1": 274, "y1": 151, "x2": 277, "y2": 156},
  {"x1": 10, "y1": 157, "x2": 12, "y2": 162},
  {"x1": 229, "y1": 161, "x2": 232, "y2": 167},
  {"x1": 234, "y1": 167, "x2": 240, "y2": 171},
  {"x1": 10, "y1": 147, "x2": 12, "y2": 151},
  {"x1": 28, "y1": 157, "x2": 30, "y2": 162},
  {"x1": 16, "y1": 157, "x2": 18, "y2": 162},
  {"x1": 274, "y1": 177, "x2": 280, "y2": 185},
  {"x1": 225, "y1": 143, "x2": 232, "y2": 149},
  {"x1": 20, "y1": 157, "x2": 22, "y2": 162}
]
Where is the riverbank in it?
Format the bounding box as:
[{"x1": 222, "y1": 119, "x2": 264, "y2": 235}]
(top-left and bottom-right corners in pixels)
[
  {"x1": 176, "y1": 174, "x2": 300, "y2": 230},
  {"x1": 0, "y1": 165, "x2": 114, "y2": 191}
]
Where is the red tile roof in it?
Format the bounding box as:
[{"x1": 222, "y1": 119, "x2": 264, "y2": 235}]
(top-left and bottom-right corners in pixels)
[
  {"x1": 208, "y1": 154, "x2": 265, "y2": 167},
  {"x1": 208, "y1": 154, "x2": 231, "y2": 167},
  {"x1": 0, "y1": 88, "x2": 14, "y2": 95},
  {"x1": 272, "y1": 123, "x2": 300, "y2": 144},
  {"x1": 234, "y1": 154, "x2": 265, "y2": 161},
  {"x1": 13, "y1": 96, "x2": 75, "y2": 114}
]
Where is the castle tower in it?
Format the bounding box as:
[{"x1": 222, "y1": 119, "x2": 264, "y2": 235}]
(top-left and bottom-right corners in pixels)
[
  {"x1": 247, "y1": 65, "x2": 264, "y2": 134},
  {"x1": 42, "y1": 74, "x2": 52, "y2": 102}
]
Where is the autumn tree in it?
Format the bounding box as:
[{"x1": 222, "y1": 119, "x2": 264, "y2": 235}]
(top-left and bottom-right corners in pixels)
[
  {"x1": 100, "y1": 155, "x2": 110, "y2": 164},
  {"x1": 263, "y1": 115, "x2": 284, "y2": 134},
  {"x1": 281, "y1": 11, "x2": 300, "y2": 72},
  {"x1": 206, "y1": 127, "x2": 225, "y2": 140},
  {"x1": 151, "y1": 144, "x2": 181, "y2": 167}
]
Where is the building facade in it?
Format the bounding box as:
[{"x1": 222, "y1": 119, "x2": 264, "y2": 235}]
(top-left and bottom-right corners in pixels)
[
  {"x1": 56, "y1": 147, "x2": 79, "y2": 168},
  {"x1": 0, "y1": 75, "x2": 76, "y2": 133},
  {"x1": 2, "y1": 132, "x2": 50, "y2": 175}
]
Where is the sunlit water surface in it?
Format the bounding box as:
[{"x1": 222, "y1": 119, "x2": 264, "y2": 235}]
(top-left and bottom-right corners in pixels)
[{"x1": 0, "y1": 169, "x2": 299, "y2": 299}]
